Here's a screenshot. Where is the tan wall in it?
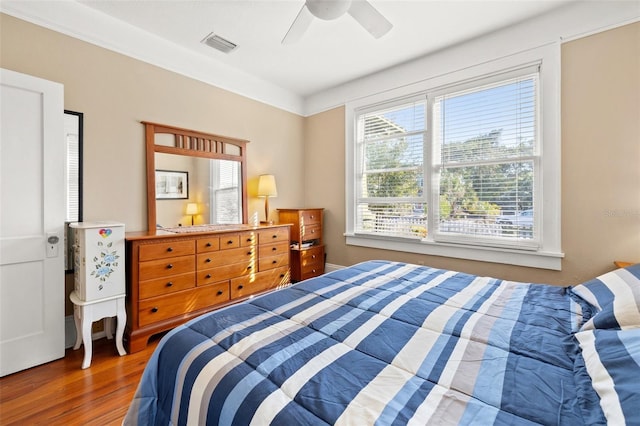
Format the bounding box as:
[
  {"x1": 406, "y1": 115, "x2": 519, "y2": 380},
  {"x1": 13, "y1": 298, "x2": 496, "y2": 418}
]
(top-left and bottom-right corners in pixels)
[
  {"x1": 304, "y1": 22, "x2": 640, "y2": 286},
  {"x1": 1, "y1": 14, "x2": 306, "y2": 314},
  {"x1": 0, "y1": 14, "x2": 305, "y2": 231},
  {"x1": 1, "y1": 14, "x2": 638, "y2": 297}
]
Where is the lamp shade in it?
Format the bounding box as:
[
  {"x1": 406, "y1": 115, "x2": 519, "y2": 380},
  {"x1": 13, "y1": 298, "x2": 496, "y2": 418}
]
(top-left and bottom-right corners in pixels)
[
  {"x1": 185, "y1": 203, "x2": 199, "y2": 215},
  {"x1": 257, "y1": 174, "x2": 278, "y2": 197}
]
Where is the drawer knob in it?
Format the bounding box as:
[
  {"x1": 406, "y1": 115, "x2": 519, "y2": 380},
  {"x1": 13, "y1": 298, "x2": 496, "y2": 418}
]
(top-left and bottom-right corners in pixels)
[
  {"x1": 166, "y1": 264, "x2": 173, "y2": 269},
  {"x1": 312, "y1": 255, "x2": 316, "y2": 259},
  {"x1": 217, "y1": 290, "x2": 224, "y2": 296},
  {"x1": 151, "y1": 307, "x2": 158, "y2": 313},
  {"x1": 205, "y1": 258, "x2": 212, "y2": 263},
  {"x1": 272, "y1": 260, "x2": 277, "y2": 264},
  {"x1": 272, "y1": 234, "x2": 277, "y2": 239},
  {"x1": 247, "y1": 251, "x2": 252, "y2": 256},
  {"x1": 310, "y1": 215, "x2": 314, "y2": 219},
  {"x1": 246, "y1": 238, "x2": 253, "y2": 242},
  {"x1": 227, "y1": 240, "x2": 233, "y2": 245},
  {"x1": 312, "y1": 269, "x2": 317, "y2": 273},
  {"x1": 238, "y1": 285, "x2": 244, "y2": 289},
  {"x1": 206, "y1": 242, "x2": 212, "y2": 247},
  {"x1": 167, "y1": 247, "x2": 173, "y2": 252},
  {"x1": 272, "y1": 247, "x2": 277, "y2": 251},
  {"x1": 206, "y1": 274, "x2": 212, "y2": 279},
  {"x1": 247, "y1": 266, "x2": 252, "y2": 270},
  {"x1": 280, "y1": 274, "x2": 285, "y2": 278},
  {"x1": 166, "y1": 282, "x2": 173, "y2": 287}
]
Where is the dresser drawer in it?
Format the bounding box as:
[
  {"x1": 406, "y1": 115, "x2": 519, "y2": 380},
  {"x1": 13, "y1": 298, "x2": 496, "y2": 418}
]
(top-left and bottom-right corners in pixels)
[
  {"x1": 258, "y1": 241, "x2": 289, "y2": 258},
  {"x1": 258, "y1": 227, "x2": 289, "y2": 245},
  {"x1": 301, "y1": 224, "x2": 321, "y2": 242},
  {"x1": 197, "y1": 246, "x2": 255, "y2": 269},
  {"x1": 138, "y1": 283, "x2": 229, "y2": 327},
  {"x1": 139, "y1": 272, "x2": 195, "y2": 299},
  {"x1": 219, "y1": 234, "x2": 240, "y2": 249},
  {"x1": 139, "y1": 240, "x2": 195, "y2": 261},
  {"x1": 300, "y1": 269, "x2": 323, "y2": 281},
  {"x1": 240, "y1": 231, "x2": 258, "y2": 247},
  {"x1": 197, "y1": 260, "x2": 255, "y2": 285},
  {"x1": 300, "y1": 209, "x2": 322, "y2": 226},
  {"x1": 300, "y1": 246, "x2": 324, "y2": 278},
  {"x1": 259, "y1": 252, "x2": 289, "y2": 272},
  {"x1": 301, "y1": 245, "x2": 324, "y2": 265},
  {"x1": 139, "y1": 255, "x2": 195, "y2": 281},
  {"x1": 230, "y1": 266, "x2": 289, "y2": 299},
  {"x1": 301, "y1": 262, "x2": 324, "y2": 280},
  {"x1": 196, "y1": 236, "x2": 220, "y2": 253}
]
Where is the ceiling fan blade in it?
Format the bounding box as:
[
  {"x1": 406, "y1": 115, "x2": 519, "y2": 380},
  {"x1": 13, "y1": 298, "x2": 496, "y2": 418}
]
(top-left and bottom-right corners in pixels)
[
  {"x1": 282, "y1": 4, "x2": 314, "y2": 44},
  {"x1": 347, "y1": 0, "x2": 392, "y2": 39}
]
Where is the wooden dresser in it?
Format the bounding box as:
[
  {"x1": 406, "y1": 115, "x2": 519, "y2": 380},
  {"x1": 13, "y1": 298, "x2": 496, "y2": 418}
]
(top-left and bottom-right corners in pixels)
[
  {"x1": 278, "y1": 208, "x2": 324, "y2": 282},
  {"x1": 125, "y1": 224, "x2": 290, "y2": 352}
]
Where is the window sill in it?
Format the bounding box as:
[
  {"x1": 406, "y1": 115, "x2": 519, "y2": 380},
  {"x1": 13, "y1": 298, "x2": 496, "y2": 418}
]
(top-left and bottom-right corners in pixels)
[{"x1": 345, "y1": 233, "x2": 564, "y2": 270}]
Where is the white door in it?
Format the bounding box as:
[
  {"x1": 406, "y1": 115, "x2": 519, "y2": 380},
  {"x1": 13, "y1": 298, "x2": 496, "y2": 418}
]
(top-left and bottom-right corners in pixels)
[{"x1": 0, "y1": 68, "x2": 65, "y2": 376}]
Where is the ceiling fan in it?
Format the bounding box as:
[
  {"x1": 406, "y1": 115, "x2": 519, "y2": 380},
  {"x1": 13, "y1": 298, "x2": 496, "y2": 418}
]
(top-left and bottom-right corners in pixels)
[{"x1": 282, "y1": 0, "x2": 393, "y2": 44}]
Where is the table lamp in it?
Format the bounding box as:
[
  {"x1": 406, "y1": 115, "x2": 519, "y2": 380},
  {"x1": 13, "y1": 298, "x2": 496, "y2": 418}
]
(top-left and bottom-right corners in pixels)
[
  {"x1": 185, "y1": 202, "x2": 198, "y2": 225},
  {"x1": 257, "y1": 174, "x2": 277, "y2": 224}
]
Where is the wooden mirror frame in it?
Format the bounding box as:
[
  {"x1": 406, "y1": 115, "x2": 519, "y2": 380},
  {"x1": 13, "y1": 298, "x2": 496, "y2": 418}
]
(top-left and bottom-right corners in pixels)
[{"x1": 144, "y1": 121, "x2": 249, "y2": 231}]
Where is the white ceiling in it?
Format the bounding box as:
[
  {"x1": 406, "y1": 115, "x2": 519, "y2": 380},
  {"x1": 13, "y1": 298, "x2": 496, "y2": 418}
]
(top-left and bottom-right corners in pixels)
[
  {"x1": 6, "y1": 0, "x2": 639, "y2": 115},
  {"x1": 72, "y1": 0, "x2": 573, "y2": 97}
]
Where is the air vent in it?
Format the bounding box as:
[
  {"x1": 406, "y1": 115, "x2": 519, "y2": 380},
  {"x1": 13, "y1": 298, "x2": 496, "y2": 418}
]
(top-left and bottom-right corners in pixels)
[{"x1": 201, "y1": 32, "x2": 237, "y2": 54}]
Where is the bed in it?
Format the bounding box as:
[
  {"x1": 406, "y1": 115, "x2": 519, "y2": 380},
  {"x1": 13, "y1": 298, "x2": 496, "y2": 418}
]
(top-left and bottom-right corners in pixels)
[{"x1": 124, "y1": 260, "x2": 640, "y2": 425}]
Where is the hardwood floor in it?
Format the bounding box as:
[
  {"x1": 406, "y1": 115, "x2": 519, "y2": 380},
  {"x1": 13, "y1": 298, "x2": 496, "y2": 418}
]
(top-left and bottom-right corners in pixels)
[{"x1": 0, "y1": 336, "x2": 160, "y2": 425}]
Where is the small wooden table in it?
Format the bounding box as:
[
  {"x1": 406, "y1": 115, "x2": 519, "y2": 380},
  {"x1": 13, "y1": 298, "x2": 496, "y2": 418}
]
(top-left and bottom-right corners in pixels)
[{"x1": 70, "y1": 291, "x2": 126, "y2": 369}]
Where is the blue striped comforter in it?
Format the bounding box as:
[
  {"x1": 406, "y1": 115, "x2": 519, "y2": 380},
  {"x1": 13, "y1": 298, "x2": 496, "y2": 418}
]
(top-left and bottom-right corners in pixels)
[{"x1": 125, "y1": 260, "x2": 632, "y2": 425}]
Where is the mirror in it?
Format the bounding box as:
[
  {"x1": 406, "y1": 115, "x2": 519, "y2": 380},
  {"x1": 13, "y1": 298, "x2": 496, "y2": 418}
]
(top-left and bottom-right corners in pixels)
[
  {"x1": 154, "y1": 154, "x2": 243, "y2": 227},
  {"x1": 144, "y1": 122, "x2": 248, "y2": 231}
]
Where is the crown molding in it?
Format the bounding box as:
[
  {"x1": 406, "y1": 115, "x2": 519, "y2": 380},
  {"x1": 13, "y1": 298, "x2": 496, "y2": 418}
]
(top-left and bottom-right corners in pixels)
[
  {"x1": 0, "y1": 0, "x2": 305, "y2": 116},
  {"x1": 302, "y1": 1, "x2": 640, "y2": 116},
  {"x1": 2, "y1": 1, "x2": 637, "y2": 118}
]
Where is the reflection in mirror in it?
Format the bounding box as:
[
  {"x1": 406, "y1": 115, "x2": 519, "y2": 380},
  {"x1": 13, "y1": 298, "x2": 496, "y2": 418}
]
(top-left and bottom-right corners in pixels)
[
  {"x1": 144, "y1": 121, "x2": 248, "y2": 231},
  {"x1": 154, "y1": 154, "x2": 242, "y2": 227},
  {"x1": 211, "y1": 159, "x2": 242, "y2": 224}
]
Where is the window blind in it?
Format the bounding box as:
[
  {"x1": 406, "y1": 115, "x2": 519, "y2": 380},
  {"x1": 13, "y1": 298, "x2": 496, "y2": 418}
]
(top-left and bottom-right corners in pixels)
[
  {"x1": 355, "y1": 97, "x2": 427, "y2": 238},
  {"x1": 211, "y1": 159, "x2": 241, "y2": 224},
  {"x1": 433, "y1": 72, "x2": 539, "y2": 244},
  {"x1": 66, "y1": 132, "x2": 80, "y2": 222}
]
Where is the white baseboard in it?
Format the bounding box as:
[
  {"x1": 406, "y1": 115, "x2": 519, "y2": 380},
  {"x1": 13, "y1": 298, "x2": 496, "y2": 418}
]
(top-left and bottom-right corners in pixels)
[{"x1": 325, "y1": 263, "x2": 346, "y2": 273}]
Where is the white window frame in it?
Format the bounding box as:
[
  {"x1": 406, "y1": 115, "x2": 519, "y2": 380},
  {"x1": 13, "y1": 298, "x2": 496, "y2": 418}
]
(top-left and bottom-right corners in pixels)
[
  {"x1": 429, "y1": 65, "x2": 541, "y2": 250},
  {"x1": 354, "y1": 93, "x2": 428, "y2": 238},
  {"x1": 345, "y1": 43, "x2": 563, "y2": 270}
]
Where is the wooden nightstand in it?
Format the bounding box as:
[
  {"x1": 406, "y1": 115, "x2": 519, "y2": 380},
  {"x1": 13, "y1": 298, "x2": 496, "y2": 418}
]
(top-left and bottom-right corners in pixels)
[{"x1": 278, "y1": 208, "x2": 325, "y2": 282}]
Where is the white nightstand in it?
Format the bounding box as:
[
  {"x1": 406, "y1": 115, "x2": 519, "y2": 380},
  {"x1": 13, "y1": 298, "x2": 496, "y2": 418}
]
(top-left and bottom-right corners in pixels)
[{"x1": 70, "y1": 291, "x2": 126, "y2": 369}]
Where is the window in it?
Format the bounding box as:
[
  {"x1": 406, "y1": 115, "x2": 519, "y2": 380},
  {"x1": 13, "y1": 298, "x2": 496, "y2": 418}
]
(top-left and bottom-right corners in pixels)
[
  {"x1": 210, "y1": 159, "x2": 241, "y2": 224},
  {"x1": 346, "y1": 45, "x2": 562, "y2": 269},
  {"x1": 355, "y1": 96, "x2": 427, "y2": 238},
  {"x1": 432, "y1": 69, "x2": 539, "y2": 248}
]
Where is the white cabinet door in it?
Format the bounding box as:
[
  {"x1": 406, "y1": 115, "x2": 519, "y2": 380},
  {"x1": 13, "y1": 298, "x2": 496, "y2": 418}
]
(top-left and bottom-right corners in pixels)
[{"x1": 0, "y1": 68, "x2": 65, "y2": 376}]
